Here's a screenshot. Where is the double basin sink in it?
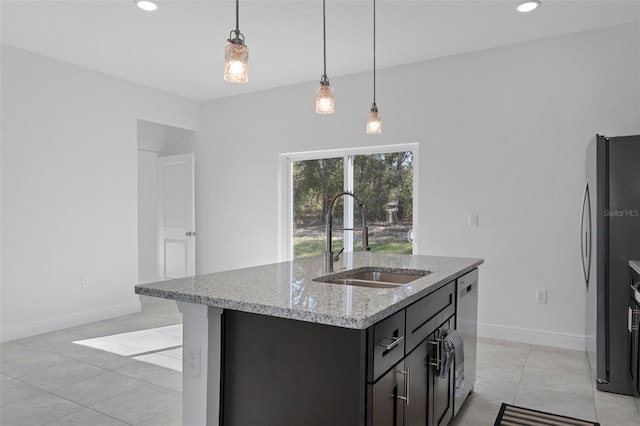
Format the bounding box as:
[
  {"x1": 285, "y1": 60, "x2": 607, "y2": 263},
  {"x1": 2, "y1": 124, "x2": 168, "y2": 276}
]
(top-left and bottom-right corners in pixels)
[{"x1": 314, "y1": 267, "x2": 431, "y2": 289}]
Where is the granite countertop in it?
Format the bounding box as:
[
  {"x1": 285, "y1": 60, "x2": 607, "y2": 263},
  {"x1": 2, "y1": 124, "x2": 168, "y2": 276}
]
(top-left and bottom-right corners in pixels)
[
  {"x1": 135, "y1": 252, "x2": 483, "y2": 329},
  {"x1": 630, "y1": 260, "x2": 640, "y2": 275}
]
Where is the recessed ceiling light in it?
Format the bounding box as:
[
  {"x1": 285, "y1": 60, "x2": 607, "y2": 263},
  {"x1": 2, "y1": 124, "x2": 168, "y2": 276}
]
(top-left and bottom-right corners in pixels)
[
  {"x1": 516, "y1": 0, "x2": 540, "y2": 13},
  {"x1": 136, "y1": 0, "x2": 158, "y2": 12}
]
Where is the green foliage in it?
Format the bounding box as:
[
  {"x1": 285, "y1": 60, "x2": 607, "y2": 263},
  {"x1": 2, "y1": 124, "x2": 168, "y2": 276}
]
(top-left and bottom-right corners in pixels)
[
  {"x1": 293, "y1": 238, "x2": 411, "y2": 258},
  {"x1": 293, "y1": 152, "x2": 413, "y2": 225},
  {"x1": 354, "y1": 152, "x2": 413, "y2": 222},
  {"x1": 293, "y1": 158, "x2": 344, "y2": 224},
  {"x1": 293, "y1": 238, "x2": 343, "y2": 259}
]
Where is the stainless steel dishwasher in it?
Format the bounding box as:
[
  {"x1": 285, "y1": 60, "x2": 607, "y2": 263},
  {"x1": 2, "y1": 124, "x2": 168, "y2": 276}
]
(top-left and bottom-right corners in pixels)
[{"x1": 454, "y1": 268, "x2": 478, "y2": 415}]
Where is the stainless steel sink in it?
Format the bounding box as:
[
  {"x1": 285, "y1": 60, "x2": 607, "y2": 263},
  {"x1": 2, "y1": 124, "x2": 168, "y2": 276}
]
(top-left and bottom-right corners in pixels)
[{"x1": 314, "y1": 267, "x2": 431, "y2": 289}]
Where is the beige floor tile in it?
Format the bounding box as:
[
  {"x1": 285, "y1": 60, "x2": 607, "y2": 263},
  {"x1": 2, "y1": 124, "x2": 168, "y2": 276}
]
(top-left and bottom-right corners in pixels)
[
  {"x1": 0, "y1": 346, "x2": 74, "y2": 377},
  {"x1": 115, "y1": 359, "x2": 178, "y2": 383},
  {"x1": 152, "y1": 371, "x2": 183, "y2": 392},
  {"x1": 530, "y1": 344, "x2": 586, "y2": 355},
  {"x1": 133, "y1": 352, "x2": 182, "y2": 372},
  {"x1": 0, "y1": 392, "x2": 84, "y2": 426},
  {"x1": 43, "y1": 340, "x2": 106, "y2": 360},
  {"x1": 476, "y1": 357, "x2": 526, "y2": 384},
  {"x1": 79, "y1": 350, "x2": 139, "y2": 371},
  {"x1": 15, "y1": 330, "x2": 87, "y2": 350},
  {"x1": 44, "y1": 408, "x2": 130, "y2": 426},
  {"x1": 468, "y1": 377, "x2": 518, "y2": 406},
  {"x1": 64, "y1": 320, "x2": 137, "y2": 338},
  {"x1": 52, "y1": 371, "x2": 147, "y2": 406},
  {"x1": 92, "y1": 383, "x2": 181, "y2": 425},
  {"x1": 0, "y1": 341, "x2": 24, "y2": 352},
  {"x1": 18, "y1": 359, "x2": 106, "y2": 391},
  {"x1": 515, "y1": 385, "x2": 597, "y2": 421},
  {"x1": 450, "y1": 400, "x2": 501, "y2": 425},
  {"x1": 477, "y1": 342, "x2": 530, "y2": 365},
  {"x1": 106, "y1": 313, "x2": 178, "y2": 330},
  {"x1": 0, "y1": 378, "x2": 45, "y2": 408},
  {"x1": 519, "y1": 365, "x2": 594, "y2": 397},
  {"x1": 595, "y1": 394, "x2": 640, "y2": 425},
  {"x1": 524, "y1": 349, "x2": 591, "y2": 376},
  {"x1": 137, "y1": 405, "x2": 182, "y2": 426},
  {"x1": 477, "y1": 337, "x2": 532, "y2": 351},
  {"x1": 594, "y1": 389, "x2": 638, "y2": 404}
]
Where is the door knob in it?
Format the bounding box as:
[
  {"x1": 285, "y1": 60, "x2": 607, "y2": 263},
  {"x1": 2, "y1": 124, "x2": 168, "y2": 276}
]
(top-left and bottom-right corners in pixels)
[{"x1": 185, "y1": 231, "x2": 196, "y2": 237}]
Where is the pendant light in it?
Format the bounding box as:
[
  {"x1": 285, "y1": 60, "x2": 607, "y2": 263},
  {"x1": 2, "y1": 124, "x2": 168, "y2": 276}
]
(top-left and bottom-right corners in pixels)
[
  {"x1": 366, "y1": 0, "x2": 381, "y2": 134},
  {"x1": 224, "y1": 0, "x2": 249, "y2": 83},
  {"x1": 316, "y1": 0, "x2": 334, "y2": 114}
]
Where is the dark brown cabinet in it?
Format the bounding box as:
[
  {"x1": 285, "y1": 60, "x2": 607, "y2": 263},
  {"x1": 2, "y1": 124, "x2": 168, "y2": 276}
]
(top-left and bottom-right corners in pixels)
[
  {"x1": 404, "y1": 343, "x2": 427, "y2": 426},
  {"x1": 369, "y1": 361, "x2": 406, "y2": 426},
  {"x1": 630, "y1": 267, "x2": 640, "y2": 397},
  {"x1": 428, "y1": 318, "x2": 454, "y2": 426},
  {"x1": 630, "y1": 299, "x2": 640, "y2": 397},
  {"x1": 221, "y1": 276, "x2": 469, "y2": 426},
  {"x1": 368, "y1": 315, "x2": 455, "y2": 426}
]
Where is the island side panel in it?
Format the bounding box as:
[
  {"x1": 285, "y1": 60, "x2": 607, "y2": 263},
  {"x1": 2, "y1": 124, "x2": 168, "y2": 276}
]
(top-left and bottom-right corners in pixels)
[
  {"x1": 222, "y1": 311, "x2": 367, "y2": 426},
  {"x1": 177, "y1": 302, "x2": 223, "y2": 426}
]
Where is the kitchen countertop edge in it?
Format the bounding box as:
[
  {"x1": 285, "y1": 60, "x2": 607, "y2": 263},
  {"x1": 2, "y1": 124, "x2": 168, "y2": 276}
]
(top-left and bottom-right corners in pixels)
[{"x1": 136, "y1": 254, "x2": 484, "y2": 330}]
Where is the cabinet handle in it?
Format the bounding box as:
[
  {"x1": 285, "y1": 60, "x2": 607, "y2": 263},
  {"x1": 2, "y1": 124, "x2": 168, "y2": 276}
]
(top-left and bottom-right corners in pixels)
[
  {"x1": 429, "y1": 338, "x2": 442, "y2": 369},
  {"x1": 379, "y1": 334, "x2": 404, "y2": 351},
  {"x1": 629, "y1": 307, "x2": 640, "y2": 332},
  {"x1": 396, "y1": 367, "x2": 410, "y2": 406}
]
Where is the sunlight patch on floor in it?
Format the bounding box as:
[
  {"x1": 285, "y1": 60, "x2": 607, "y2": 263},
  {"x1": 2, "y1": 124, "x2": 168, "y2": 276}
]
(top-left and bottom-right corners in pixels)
[{"x1": 73, "y1": 324, "x2": 183, "y2": 372}]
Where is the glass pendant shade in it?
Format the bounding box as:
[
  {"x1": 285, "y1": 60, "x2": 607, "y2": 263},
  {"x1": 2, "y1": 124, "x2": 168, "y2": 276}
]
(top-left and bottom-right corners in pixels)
[
  {"x1": 316, "y1": 82, "x2": 334, "y2": 114},
  {"x1": 366, "y1": 106, "x2": 382, "y2": 134},
  {"x1": 224, "y1": 42, "x2": 249, "y2": 83}
]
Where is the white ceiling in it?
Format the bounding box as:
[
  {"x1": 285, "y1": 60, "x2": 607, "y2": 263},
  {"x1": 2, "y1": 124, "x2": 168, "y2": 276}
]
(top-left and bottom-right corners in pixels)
[{"x1": 2, "y1": 0, "x2": 639, "y2": 101}]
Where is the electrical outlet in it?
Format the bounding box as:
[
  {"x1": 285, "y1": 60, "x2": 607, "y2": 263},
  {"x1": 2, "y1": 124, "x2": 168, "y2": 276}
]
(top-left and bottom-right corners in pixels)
[
  {"x1": 536, "y1": 289, "x2": 547, "y2": 304},
  {"x1": 469, "y1": 214, "x2": 479, "y2": 227},
  {"x1": 185, "y1": 346, "x2": 201, "y2": 377},
  {"x1": 80, "y1": 276, "x2": 89, "y2": 288}
]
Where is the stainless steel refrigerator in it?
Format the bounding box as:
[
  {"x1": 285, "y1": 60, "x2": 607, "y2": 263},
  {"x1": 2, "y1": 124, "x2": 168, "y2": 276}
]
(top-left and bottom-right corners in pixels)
[{"x1": 583, "y1": 134, "x2": 640, "y2": 395}]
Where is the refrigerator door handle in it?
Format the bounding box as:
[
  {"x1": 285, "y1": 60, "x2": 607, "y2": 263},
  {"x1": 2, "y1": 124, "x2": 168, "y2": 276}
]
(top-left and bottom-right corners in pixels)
[{"x1": 581, "y1": 181, "x2": 592, "y2": 289}]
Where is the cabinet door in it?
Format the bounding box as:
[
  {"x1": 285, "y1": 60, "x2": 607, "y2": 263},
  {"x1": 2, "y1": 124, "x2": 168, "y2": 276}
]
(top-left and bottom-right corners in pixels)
[
  {"x1": 404, "y1": 341, "x2": 429, "y2": 426},
  {"x1": 631, "y1": 301, "x2": 640, "y2": 397},
  {"x1": 370, "y1": 361, "x2": 406, "y2": 426},
  {"x1": 428, "y1": 318, "x2": 455, "y2": 426}
]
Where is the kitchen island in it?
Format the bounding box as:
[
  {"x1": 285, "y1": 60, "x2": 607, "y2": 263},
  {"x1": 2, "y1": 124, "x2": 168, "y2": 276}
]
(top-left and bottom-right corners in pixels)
[{"x1": 135, "y1": 252, "x2": 483, "y2": 426}]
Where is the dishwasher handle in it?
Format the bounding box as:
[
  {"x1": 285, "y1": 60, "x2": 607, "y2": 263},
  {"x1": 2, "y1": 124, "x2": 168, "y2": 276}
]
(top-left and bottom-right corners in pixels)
[{"x1": 459, "y1": 282, "x2": 476, "y2": 298}]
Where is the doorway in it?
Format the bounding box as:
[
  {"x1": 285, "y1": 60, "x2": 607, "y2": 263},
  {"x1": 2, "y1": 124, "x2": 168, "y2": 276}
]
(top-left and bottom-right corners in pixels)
[{"x1": 137, "y1": 120, "x2": 197, "y2": 283}]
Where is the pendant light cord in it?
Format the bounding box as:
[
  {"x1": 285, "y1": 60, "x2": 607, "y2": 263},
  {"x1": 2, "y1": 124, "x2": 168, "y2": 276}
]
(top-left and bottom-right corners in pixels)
[
  {"x1": 236, "y1": 0, "x2": 240, "y2": 33},
  {"x1": 372, "y1": 0, "x2": 377, "y2": 105},
  {"x1": 323, "y1": 0, "x2": 327, "y2": 78}
]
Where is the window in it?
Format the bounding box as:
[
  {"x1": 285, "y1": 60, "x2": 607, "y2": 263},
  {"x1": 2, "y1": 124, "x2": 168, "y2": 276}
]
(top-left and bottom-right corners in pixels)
[{"x1": 279, "y1": 144, "x2": 418, "y2": 261}]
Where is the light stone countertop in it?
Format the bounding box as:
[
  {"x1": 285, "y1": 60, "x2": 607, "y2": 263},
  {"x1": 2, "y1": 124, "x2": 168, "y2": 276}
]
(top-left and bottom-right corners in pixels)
[
  {"x1": 135, "y1": 252, "x2": 483, "y2": 329},
  {"x1": 630, "y1": 260, "x2": 640, "y2": 275}
]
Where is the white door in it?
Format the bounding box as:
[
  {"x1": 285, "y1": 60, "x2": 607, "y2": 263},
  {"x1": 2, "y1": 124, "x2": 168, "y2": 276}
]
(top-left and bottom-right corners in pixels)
[{"x1": 157, "y1": 153, "x2": 196, "y2": 279}]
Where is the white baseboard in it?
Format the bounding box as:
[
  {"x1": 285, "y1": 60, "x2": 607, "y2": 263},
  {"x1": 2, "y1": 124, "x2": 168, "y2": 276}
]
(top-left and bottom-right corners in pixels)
[
  {"x1": 478, "y1": 322, "x2": 587, "y2": 351},
  {"x1": 0, "y1": 301, "x2": 142, "y2": 342}
]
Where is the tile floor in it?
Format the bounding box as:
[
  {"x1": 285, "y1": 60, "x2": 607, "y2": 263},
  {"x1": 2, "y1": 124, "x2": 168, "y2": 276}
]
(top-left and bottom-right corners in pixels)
[
  {"x1": 2, "y1": 296, "x2": 639, "y2": 425},
  {"x1": 452, "y1": 339, "x2": 640, "y2": 426}
]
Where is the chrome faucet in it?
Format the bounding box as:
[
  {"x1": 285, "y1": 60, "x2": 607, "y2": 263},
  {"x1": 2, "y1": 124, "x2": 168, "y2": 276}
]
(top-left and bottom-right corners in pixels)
[{"x1": 325, "y1": 191, "x2": 370, "y2": 272}]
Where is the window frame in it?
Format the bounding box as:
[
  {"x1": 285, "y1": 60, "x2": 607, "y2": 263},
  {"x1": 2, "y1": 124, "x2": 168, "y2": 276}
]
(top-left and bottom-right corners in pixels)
[{"x1": 278, "y1": 143, "x2": 419, "y2": 262}]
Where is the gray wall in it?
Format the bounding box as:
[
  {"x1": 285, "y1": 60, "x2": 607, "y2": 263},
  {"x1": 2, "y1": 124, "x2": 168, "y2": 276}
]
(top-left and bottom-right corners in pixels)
[
  {"x1": 1, "y1": 46, "x2": 199, "y2": 341},
  {"x1": 193, "y1": 23, "x2": 640, "y2": 348}
]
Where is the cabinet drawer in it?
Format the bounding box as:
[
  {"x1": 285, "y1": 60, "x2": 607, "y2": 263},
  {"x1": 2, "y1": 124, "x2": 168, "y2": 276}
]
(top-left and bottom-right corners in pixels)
[
  {"x1": 405, "y1": 281, "x2": 456, "y2": 352},
  {"x1": 367, "y1": 310, "x2": 405, "y2": 382}
]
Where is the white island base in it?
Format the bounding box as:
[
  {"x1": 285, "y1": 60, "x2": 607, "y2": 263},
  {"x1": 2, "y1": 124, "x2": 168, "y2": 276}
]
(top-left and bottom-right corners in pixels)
[{"x1": 178, "y1": 302, "x2": 222, "y2": 426}]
